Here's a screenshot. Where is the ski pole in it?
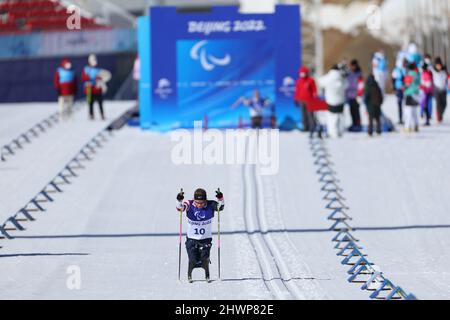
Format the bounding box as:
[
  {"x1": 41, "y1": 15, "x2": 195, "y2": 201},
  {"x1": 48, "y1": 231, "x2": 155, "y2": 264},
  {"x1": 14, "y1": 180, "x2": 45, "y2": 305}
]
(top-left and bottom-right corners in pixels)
[
  {"x1": 178, "y1": 188, "x2": 183, "y2": 281},
  {"x1": 216, "y1": 188, "x2": 221, "y2": 280}
]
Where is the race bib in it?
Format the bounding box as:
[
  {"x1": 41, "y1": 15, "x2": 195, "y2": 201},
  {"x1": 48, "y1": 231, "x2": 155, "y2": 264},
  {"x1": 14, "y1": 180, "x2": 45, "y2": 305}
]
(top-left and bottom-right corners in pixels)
[{"x1": 187, "y1": 218, "x2": 213, "y2": 240}]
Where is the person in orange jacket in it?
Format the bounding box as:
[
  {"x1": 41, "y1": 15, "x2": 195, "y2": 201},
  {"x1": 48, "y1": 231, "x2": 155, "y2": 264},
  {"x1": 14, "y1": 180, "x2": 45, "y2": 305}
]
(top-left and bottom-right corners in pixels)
[
  {"x1": 54, "y1": 58, "x2": 77, "y2": 120},
  {"x1": 82, "y1": 54, "x2": 105, "y2": 120}
]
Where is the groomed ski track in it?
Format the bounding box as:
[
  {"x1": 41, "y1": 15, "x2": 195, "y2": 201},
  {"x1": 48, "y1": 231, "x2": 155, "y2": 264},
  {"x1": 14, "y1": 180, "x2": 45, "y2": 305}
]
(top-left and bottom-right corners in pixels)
[
  {"x1": 243, "y1": 140, "x2": 308, "y2": 299},
  {"x1": 0, "y1": 125, "x2": 363, "y2": 299},
  {"x1": 0, "y1": 96, "x2": 449, "y2": 299}
]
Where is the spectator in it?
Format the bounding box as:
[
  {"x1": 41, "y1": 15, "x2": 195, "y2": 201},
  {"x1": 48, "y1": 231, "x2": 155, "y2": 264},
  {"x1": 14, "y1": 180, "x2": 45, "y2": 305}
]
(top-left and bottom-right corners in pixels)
[
  {"x1": 232, "y1": 90, "x2": 271, "y2": 129},
  {"x1": 54, "y1": 58, "x2": 77, "y2": 120},
  {"x1": 430, "y1": 57, "x2": 448, "y2": 123},
  {"x1": 391, "y1": 58, "x2": 407, "y2": 124},
  {"x1": 395, "y1": 45, "x2": 409, "y2": 68},
  {"x1": 422, "y1": 53, "x2": 432, "y2": 69},
  {"x1": 82, "y1": 54, "x2": 105, "y2": 120},
  {"x1": 294, "y1": 67, "x2": 312, "y2": 132},
  {"x1": 346, "y1": 59, "x2": 364, "y2": 131},
  {"x1": 372, "y1": 50, "x2": 388, "y2": 97},
  {"x1": 406, "y1": 43, "x2": 423, "y2": 67},
  {"x1": 403, "y1": 63, "x2": 421, "y2": 133},
  {"x1": 318, "y1": 65, "x2": 348, "y2": 138},
  {"x1": 419, "y1": 63, "x2": 434, "y2": 126},
  {"x1": 294, "y1": 66, "x2": 319, "y2": 135},
  {"x1": 364, "y1": 74, "x2": 383, "y2": 136}
]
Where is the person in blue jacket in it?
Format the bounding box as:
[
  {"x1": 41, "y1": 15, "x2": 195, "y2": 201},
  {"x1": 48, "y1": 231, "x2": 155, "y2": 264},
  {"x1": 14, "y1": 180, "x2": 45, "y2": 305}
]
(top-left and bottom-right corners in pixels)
[{"x1": 391, "y1": 58, "x2": 408, "y2": 124}]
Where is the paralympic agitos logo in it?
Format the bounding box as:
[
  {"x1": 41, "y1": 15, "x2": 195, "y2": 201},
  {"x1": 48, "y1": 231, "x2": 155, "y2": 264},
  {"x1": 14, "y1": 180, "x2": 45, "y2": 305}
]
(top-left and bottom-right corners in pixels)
[
  {"x1": 190, "y1": 40, "x2": 231, "y2": 71},
  {"x1": 194, "y1": 210, "x2": 206, "y2": 220}
]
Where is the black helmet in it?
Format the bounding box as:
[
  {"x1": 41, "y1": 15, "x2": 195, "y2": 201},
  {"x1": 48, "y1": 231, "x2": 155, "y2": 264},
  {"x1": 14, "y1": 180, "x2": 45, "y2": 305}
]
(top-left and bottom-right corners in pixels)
[{"x1": 194, "y1": 188, "x2": 207, "y2": 201}]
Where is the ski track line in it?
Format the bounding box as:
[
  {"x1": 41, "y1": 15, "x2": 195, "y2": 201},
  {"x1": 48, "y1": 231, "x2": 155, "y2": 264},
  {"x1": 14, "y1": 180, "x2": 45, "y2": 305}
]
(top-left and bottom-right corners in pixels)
[
  {"x1": 260, "y1": 174, "x2": 330, "y2": 299},
  {"x1": 242, "y1": 162, "x2": 289, "y2": 299},
  {"x1": 253, "y1": 163, "x2": 305, "y2": 299},
  {"x1": 241, "y1": 141, "x2": 296, "y2": 300}
]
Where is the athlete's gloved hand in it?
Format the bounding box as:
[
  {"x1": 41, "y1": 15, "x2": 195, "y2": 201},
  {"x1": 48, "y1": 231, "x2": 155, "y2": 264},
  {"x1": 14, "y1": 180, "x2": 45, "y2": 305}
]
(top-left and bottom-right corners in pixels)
[
  {"x1": 215, "y1": 190, "x2": 223, "y2": 200},
  {"x1": 176, "y1": 191, "x2": 184, "y2": 201}
]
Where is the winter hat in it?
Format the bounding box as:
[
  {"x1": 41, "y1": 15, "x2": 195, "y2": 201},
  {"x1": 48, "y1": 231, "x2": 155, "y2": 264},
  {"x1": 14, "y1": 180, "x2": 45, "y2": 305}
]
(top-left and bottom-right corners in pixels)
[
  {"x1": 407, "y1": 43, "x2": 418, "y2": 55},
  {"x1": 88, "y1": 54, "x2": 98, "y2": 67},
  {"x1": 374, "y1": 51, "x2": 385, "y2": 59},
  {"x1": 350, "y1": 59, "x2": 361, "y2": 72},
  {"x1": 61, "y1": 58, "x2": 71, "y2": 69},
  {"x1": 194, "y1": 188, "x2": 207, "y2": 201},
  {"x1": 299, "y1": 66, "x2": 309, "y2": 77}
]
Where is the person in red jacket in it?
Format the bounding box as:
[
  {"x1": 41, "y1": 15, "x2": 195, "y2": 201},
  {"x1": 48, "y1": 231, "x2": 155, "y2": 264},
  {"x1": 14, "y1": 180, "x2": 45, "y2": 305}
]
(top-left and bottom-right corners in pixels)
[
  {"x1": 294, "y1": 66, "x2": 323, "y2": 138},
  {"x1": 82, "y1": 54, "x2": 105, "y2": 120},
  {"x1": 295, "y1": 66, "x2": 316, "y2": 132},
  {"x1": 54, "y1": 58, "x2": 77, "y2": 120},
  {"x1": 420, "y1": 63, "x2": 434, "y2": 126}
]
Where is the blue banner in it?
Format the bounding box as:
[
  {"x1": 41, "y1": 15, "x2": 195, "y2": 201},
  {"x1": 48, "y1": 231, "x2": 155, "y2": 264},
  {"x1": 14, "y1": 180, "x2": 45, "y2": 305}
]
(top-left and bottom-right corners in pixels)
[
  {"x1": 138, "y1": 17, "x2": 152, "y2": 129},
  {"x1": 140, "y1": 5, "x2": 301, "y2": 131}
]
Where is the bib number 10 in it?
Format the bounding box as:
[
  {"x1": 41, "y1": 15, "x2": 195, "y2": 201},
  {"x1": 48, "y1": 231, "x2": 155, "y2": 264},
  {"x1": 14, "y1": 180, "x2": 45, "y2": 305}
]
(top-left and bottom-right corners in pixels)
[{"x1": 194, "y1": 228, "x2": 206, "y2": 235}]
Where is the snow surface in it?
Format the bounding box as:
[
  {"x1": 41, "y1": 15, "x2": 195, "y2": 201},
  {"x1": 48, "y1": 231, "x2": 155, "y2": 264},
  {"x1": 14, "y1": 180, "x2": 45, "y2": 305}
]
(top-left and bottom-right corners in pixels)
[
  {"x1": 0, "y1": 103, "x2": 57, "y2": 147},
  {"x1": 0, "y1": 95, "x2": 449, "y2": 299},
  {"x1": 0, "y1": 101, "x2": 134, "y2": 224},
  {"x1": 327, "y1": 95, "x2": 450, "y2": 299}
]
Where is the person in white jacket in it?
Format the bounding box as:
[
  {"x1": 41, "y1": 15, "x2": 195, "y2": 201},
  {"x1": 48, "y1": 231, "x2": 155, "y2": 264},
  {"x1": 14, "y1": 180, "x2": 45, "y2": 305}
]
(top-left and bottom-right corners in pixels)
[
  {"x1": 372, "y1": 50, "x2": 388, "y2": 97},
  {"x1": 430, "y1": 57, "x2": 448, "y2": 123},
  {"x1": 318, "y1": 65, "x2": 348, "y2": 138}
]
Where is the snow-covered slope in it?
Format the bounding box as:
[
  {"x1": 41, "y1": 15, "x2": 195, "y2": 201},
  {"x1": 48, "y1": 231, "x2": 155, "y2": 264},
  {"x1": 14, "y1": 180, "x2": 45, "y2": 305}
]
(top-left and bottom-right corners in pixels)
[{"x1": 0, "y1": 96, "x2": 449, "y2": 299}]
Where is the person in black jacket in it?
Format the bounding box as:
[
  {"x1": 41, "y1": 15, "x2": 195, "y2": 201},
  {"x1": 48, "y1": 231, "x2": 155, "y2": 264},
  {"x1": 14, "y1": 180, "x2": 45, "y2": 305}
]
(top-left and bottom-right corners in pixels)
[{"x1": 364, "y1": 74, "x2": 383, "y2": 136}]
